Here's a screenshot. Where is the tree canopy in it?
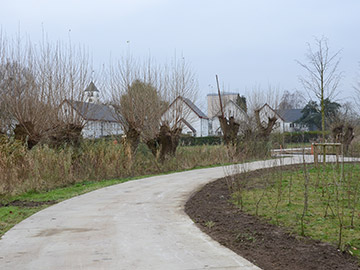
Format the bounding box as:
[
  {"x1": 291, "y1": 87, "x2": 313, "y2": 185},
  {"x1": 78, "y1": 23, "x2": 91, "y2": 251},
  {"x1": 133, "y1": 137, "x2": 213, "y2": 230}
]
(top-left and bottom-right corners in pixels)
[{"x1": 297, "y1": 98, "x2": 341, "y2": 130}]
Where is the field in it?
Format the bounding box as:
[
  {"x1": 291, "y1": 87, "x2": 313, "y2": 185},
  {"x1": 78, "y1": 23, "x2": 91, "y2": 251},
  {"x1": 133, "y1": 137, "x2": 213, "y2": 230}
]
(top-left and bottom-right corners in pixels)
[
  {"x1": 236, "y1": 163, "x2": 360, "y2": 254},
  {"x1": 186, "y1": 163, "x2": 360, "y2": 270}
]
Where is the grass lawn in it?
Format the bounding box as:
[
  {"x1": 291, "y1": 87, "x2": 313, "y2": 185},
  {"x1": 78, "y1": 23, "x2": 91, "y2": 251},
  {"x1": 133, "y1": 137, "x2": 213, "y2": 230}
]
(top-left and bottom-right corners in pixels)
[{"x1": 234, "y1": 162, "x2": 360, "y2": 257}]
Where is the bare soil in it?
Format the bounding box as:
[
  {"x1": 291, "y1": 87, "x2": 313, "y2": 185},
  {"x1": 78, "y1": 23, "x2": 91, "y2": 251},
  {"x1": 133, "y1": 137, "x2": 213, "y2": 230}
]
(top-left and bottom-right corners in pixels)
[
  {"x1": 0, "y1": 200, "x2": 57, "y2": 208},
  {"x1": 185, "y1": 166, "x2": 360, "y2": 270}
]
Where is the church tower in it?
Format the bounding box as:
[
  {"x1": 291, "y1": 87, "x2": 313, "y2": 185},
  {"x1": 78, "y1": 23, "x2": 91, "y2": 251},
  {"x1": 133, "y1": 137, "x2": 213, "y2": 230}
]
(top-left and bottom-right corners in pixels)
[{"x1": 84, "y1": 82, "x2": 100, "y2": 103}]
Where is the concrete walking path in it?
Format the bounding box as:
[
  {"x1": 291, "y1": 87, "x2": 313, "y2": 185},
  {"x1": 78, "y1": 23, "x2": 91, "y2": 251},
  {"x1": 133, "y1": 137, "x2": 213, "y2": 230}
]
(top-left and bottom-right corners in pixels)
[{"x1": 0, "y1": 155, "x2": 355, "y2": 269}]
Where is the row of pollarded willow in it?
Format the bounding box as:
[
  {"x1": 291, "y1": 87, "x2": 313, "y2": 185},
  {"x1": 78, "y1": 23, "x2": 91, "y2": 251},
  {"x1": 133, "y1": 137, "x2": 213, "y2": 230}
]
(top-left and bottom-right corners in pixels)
[
  {"x1": 0, "y1": 35, "x2": 91, "y2": 148},
  {"x1": 0, "y1": 34, "x2": 198, "y2": 163}
]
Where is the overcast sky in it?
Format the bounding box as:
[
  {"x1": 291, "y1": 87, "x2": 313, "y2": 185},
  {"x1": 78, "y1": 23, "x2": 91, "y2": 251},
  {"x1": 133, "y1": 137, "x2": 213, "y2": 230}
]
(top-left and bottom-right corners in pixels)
[{"x1": 1, "y1": 0, "x2": 359, "y2": 106}]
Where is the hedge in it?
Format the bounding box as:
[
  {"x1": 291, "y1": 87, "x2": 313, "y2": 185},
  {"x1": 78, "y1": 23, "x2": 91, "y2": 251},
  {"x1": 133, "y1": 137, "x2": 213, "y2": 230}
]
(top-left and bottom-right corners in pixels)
[
  {"x1": 274, "y1": 131, "x2": 331, "y2": 144},
  {"x1": 180, "y1": 131, "x2": 330, "y2": 146},
  {"x1": 179, "y1": 136, "x2": 222, "y2": 146}
]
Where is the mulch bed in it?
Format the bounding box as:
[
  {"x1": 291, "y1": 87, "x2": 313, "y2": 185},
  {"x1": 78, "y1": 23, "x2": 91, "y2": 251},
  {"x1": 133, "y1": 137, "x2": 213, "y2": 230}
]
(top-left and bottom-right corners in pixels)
[{"x1": 185, "y1": 166, "x2": 360, "y2": 270}]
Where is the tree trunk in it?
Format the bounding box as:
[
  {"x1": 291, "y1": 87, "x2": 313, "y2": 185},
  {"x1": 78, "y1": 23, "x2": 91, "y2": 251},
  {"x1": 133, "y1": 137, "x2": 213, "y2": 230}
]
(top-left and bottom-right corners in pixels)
[
  {"x1": 146, "y1": 124, "x2": 182, "y2": 162},
  {"x1": 14, "y1": 121, "x2": 39, "y2": 149},
  {"x1": 218, "y1": 116, "x2": 240, "y2": 145},
  {"x1": 124, "y1": 126, "x2": 141, "y2": 166},
  {"x1": 254, "y1": 109, "x2": 277, "y2": 140}
]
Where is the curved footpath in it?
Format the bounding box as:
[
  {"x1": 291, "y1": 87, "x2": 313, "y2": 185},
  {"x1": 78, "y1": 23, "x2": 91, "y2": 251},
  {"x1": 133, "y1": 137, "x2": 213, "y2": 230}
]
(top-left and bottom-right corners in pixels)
[{"x1": 0, "y1": 155, "x2": 355, "y2": 270}]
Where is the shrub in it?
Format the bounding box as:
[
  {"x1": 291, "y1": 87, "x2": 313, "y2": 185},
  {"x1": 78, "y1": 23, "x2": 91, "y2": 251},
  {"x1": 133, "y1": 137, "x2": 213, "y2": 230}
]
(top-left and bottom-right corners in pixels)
[
  {"x1": 270, "y1": 131, "x2": 331, "y2": 145},
  {"x1": 179, "y1": 136, "x2": 222, "y2": 146}
]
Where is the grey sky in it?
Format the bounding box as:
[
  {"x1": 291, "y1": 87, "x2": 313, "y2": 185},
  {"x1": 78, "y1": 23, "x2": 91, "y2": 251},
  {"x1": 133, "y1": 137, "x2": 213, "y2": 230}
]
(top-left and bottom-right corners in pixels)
[{"x1": 1, "y1": 0, "x2": 359, "y2": 105}]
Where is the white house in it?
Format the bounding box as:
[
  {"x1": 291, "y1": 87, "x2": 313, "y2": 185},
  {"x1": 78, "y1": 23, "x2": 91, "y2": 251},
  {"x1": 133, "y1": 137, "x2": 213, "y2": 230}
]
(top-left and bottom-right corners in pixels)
[
  {"x1": 60, "y1": 82, "x2": 123, "y2": 138},
  {"x1": 207, "y1": 92, "x2": 239, "y2": 118},
  {"x1": 163, "y1": 96, "x2": 209, "y2": 137},
  {"x1": 256, "y1": 103, "x2": 282, "y2": 132},
  {"x1": 210, "y1": 99, "x2": 248, "y2": 135},
  {"x1": 257, "y1": 104, "x2": 307, "y2": 133},
  {"x1": 276, "y1": 108, "x2": 308, "y2": 132}
]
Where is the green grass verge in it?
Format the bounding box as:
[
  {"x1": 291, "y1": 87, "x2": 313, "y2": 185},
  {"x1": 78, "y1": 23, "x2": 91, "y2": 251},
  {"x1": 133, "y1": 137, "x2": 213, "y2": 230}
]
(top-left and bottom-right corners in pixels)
[
  {"x1": 0, "y1": 177, "x2": 137, "y2": 237},
  {"x1": 234, "y1": 163, "x2": 360, "y2": 257}
]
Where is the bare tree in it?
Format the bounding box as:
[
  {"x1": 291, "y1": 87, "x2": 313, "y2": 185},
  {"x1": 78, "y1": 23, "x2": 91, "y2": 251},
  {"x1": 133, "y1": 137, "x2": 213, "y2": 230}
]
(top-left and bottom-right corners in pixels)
[
  {"x1": 278, "y1": 90, "x2": 306, "y2": 110},
  {"x1": 353, "y1": 64, "x2": 360, "y2": 117},
  {"x1": 1, "y1": 61, "x2": 44, "y2": 147},
  {"x1": 109, "y1": 56, "x2": 164, "y2": 161},
  {"x1": 246, "y1": 85, "x2": 282, "y2": 113},
  {"x1": 246, "y1": 85, "x2": 283, "y2": 137},
  {"x1": 161, "y1": 57, "x2": 198, "y2": 131},
  {"x1": 214, "y1": 82, "x2": 282, "y2": 153},
  {"x1": 0, "y1": 32, "x2": 92, "y2": 147},
  {"x1": 151, "y1": 58, "x2": 198, "y2": 160},
  {"x1": 297, "y1": 37, "x2": 342, "y2": 141},
  {"x1": 109, "y1": 56, "x2": 198, "y2": 162},
  {"x1": 254, "y1": 108, "x2": 278, "y2": 139},
  {"x1": 331, "y1": 102, "x2": 356, "y2": 154},
  {"x1": 215, "y1": 75, "x2": 240, "y2": 145}
]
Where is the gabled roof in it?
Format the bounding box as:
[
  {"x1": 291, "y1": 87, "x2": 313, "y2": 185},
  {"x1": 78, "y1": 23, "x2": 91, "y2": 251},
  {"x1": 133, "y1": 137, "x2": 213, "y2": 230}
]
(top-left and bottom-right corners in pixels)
[
  {"x1": 84, "y1": 82, "x2": 99, "y2": 92},
  {"x1": 179, "y1": 118, "x2": 196, "y2": 133},
  {"x1": 182, "y1": 97, "x2": 208, "y2": 119},
  {"x1": 169, "y1": 96, "x2": 208, "y2": 119},
  {"x1": 63, "y1": 100, "x2": 119, "y2": 122},
  {"x1": 213, "y1": 99, "x2": 247, "y2": 119},
  {"x1": 257, "y1": 103, "x2": 284, "y2": 121},
  {"x1": 276, "y1": 109, "x2": 303, "y2": 123}
]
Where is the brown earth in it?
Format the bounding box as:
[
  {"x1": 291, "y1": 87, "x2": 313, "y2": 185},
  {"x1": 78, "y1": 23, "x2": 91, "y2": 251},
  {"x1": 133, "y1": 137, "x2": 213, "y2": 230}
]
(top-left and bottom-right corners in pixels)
[
  {"x1": 185, "y1": 166, "x2": 360, "y2": 270},
  {"x1": 0, "y1": 200, "x2": 57, "y2": 208}
]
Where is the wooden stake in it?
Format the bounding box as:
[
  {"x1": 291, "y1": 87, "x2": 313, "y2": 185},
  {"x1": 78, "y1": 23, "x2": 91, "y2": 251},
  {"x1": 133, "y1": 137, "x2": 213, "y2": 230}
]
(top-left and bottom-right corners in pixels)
[{"x1": 215, "y1": 75, "x2": 224, "y2": 119}]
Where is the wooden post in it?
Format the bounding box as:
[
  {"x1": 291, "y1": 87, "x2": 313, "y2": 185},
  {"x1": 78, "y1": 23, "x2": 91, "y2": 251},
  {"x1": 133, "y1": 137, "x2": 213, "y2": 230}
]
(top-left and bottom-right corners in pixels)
[
  {"x1": 313, "y1": 143, "x2": 318, "y2": 167},
  {"x1": 215, "y1": 75, "x2": 224, "y2": 119},
  {"x1": 336, "y1": 144, "x2": 341, "y2": 168}
]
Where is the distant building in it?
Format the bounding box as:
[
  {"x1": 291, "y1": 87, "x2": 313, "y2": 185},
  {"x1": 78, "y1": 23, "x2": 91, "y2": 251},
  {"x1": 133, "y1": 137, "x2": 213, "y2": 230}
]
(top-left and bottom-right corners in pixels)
[
  {"x1": 276, "y1": 108, "x2": 308, "y2": 132},
  {"x1": 84, "y1": 82, "x2": 100, "y2": 103},
  {"x1": 257, "y1": 104, "x2": 308, "y2": 133},
  {"x1": 60, "y1": 82, "x2": 123, "y2": 138},
  {"x1": 163, "y1": 96, "x2": 209, "y2": 137},
  {"x1": 211, "y1": 99, "x2": 248, "y2": 135},
  {"x1": 207, "y1": 92, "x2": 239, "y2": 119},
  {"x1": 61, "y1": 83, "x2": 309, "y2": 139}
]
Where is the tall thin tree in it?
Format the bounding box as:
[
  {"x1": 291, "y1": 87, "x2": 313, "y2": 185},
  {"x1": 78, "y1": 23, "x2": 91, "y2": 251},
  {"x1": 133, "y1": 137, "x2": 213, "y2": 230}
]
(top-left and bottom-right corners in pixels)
[{"x1": 297, "y1": 37, "x2": 342, "y2": 142}]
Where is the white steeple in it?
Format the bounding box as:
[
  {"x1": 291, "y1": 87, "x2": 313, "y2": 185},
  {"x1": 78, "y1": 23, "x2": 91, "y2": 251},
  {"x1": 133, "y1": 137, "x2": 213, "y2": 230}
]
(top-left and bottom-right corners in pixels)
[{"x1": 84, "y1": 82, "x2": 100, "y2": 103}]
